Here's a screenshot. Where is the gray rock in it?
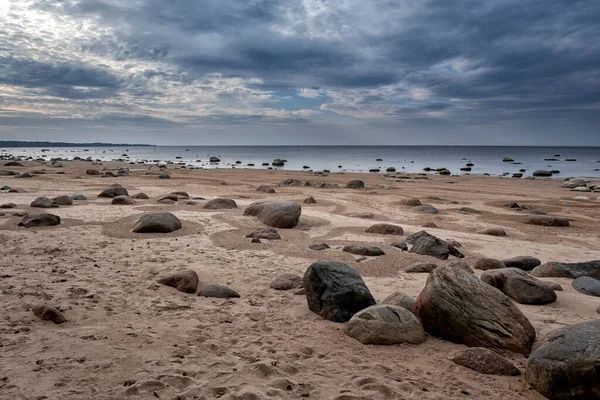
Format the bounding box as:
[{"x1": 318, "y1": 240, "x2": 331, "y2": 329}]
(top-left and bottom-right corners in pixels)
[
  {"x1": 459, "y1": 207, "x2": 481, "y2": 214},
  {"x1": 32, "y1": 304, "x2": 66, "y2": 324},
  {"x1": 502, "y1": 256, "x2": 541, "y2": 271},
  {"x1": 70, "y1": 194, "x2": 87, "y2": 201},
  {"x1": 244, "y1": 200, "x2": 301, "y2": 228},
  {"x1": 245, "y1": 227, "x2": 281, "y2": 240},
  {"x1": 531, "y1": 260, "x2": 600, "y2": 279},
  {"x1": 390, "y1": 242, "x2": 408, "y2": 251},
  {"x1": 412, "y1": 205, "x2": 439, "y2": 214},
  {"x1": 203, "y1": 198, "x2": 238, "y2": 209},
  {"x1": 477, "y1": 227, "x2": 507, "y2": 236},
  {"x1": 5, "y1": 161, "x2": 24, "y2": 167},
  {"x1": 98, "y1": 184, "x2": 128, "y2": 198},
  {"x1": 0, "y1": 170, "x2": 17, "y2": 176},
  {"x1": 382, "y1": 292, "x2": 417, "y2": 314},
  {"x1": 572, "y1": 276, "x2": 600, "y2": 297},
  {"x1": 407, "y1": 231, "x2": 464, "y2": 260},
  {"x1": 343, "y1": 245, "x2": 385, "y2": 256},
  {"x1": 257, "y1": 185, "x2": 276, "y2": 193},
  {"x1": 345, "y1": 180, "x2": 365, "y2": 189},
  {"x1": 481, "y1": 268, "x2": 557, "y2": 305},
  {"x1": 1, "y1": 185, "x2": 12, "y2": 190},
  {"x1": 447, "y1": 260, "x2": 474, "y2": 273},
  {"x1": 0, "y1": 203, "x2": 16, "y2": 209},
  {"x1": 132, "y1": 192, "x2": 149, "y2": 199},
  {"x1": 157, "y1": 194, "x2": 179, "y2": 202},
  {"x1": 474, "y1": 257, "x2": 506, "y2": 271},
  {"x1": 133, "y1": 212, "x2": 182, "y2": 233},
  {"x1": 111, "y1": 195, "x2": 136, "y2": 205},
  {"x1": 400, "y1": 197, "x2": 422, "y2": 206},
  {"x1": 52, "y1": 195, "x2": 73, "y2": 206},
  {"x1": 303, "y1": 261, "x2": 376, "y2": 322},
  {"x1": 451, "y1": 348, "x2": 521, "y2": 376},
  {"x1": 18, "y1": 213, "x2": 61, "y2": 228},
  {"x1": 30, "y1": 197, "x2": 59, "y2": 208},
  {"x1": 416, "y1": 266, "x2": 535, "y2": 353},
  {"x1": 309, "y1": 243, "x2": 330, "y2": 251},
  {"x1": 198, "y1": 283, "x2": 240, "y2": 298},
  {"x1": 158, "y1": 270, "x2": 199, "y2": 293},
  {"x1": 280, "y1": 179, "x2": 303, "y2": 186},
  {"x1": 344, "y1": 305, "x2": 426, "y2": 345},
  {"x1": 522, "y1": 215, "x2": 569, "y2": 227},
  {"x1": 15, "y1": 172, "x2": 33, "y2": 178},
  {"x1": 270, "y1": 273, "x2": 303, "y2": 290},
  {"x1": 406, "y1": 263, "x2": 437, "y2": 273},
  {"x1": 525, "y1": 319, "x2": 600, "y2": 400},
  {"x1": 365, "y1": 223, "x2": 404, "y2": 235}
]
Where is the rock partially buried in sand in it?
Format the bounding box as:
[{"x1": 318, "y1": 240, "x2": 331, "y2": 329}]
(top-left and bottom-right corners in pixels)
[
  {"x1": 98, "y1": 184, "x2": 128, "y2": 198},
  {"x1": 198, "y1": 283, "x2": 240, "y2": 298},
  {"x1": 400, "y1": 197, "x2": 422, "y2": 207},
  {"x1": 245, "y1": 227, "x2": 281, "y2": 240},
  {"x1": 270, "y1": 273, "x2": 303, "y2": 290},
  {"x1": 0, "y1": 203, "x2": 16, "y2": 209},
  {"x1": 244, "y1": 200, "x2": 301, "y2": 229},
  {"x1": 112, "y1": 195, "x2": 136, "y2": 205},
  {"x1": 459, "y1": 207, "x2": 481, "y2": 214},
  {"x1": 477, "y1": 227, "x2": 507, "y2": 236},
  {"x1": 531, "y1": 260, "x2": 600, "y2": 279},
  {"x1": 571, "y1": 276, "x2": 600, "y2": 297},
  {"x1": 32, "y1": 304, "x2": 66, "y2": 324},
  {"x1": 451, "y1": 348, "x2": 520, "y2": 376},
  {"x1": 70, "y1": 194, "x2": 87, "y2": 201},
  {"x1": 132, "y1": 192, "x2": 149, "y2": 200},
  {"x1": 481, "y1": 268, "x2": 557, "y2": 305},
  {"x1": 412, "y1": 205, "x2": 439, "y2": 214},
  {"x1": 502, "y1": 256, "x2": 541, "y2": 271},
  {"x1": 132, "y1": 212, "x2": 182, "y2": 233},
  {"x1": 30, "y1": 196, "x2": 59, "y2": 208},
  {"x1": 407, "y1": 231, "x2": 464, "y2": 260},
  {"x1": 405, "y1": 263, "x2": 437, "y2": 273},
  {"x1": 343, "y1": 245, "x2": 385, "y2": 256},
  {"x1": 304, "y1": 261, "x2": 376, "y2": 322},
  {"x1": 345, "y1": 180, "x2": 365, "y2": 189},
  {"x1": 52, "y1": 195, "x2": 73, "y2": 206},
  {"x1": 257, "y1": 185, "x2": 276, "y2": 193},
  {"x1": 416, "y1": 266, "x2": 535, "y2": 354},
  {"x1": 390, "y1": 242, "x2": 408, "y2": 251},
  {"x1": 157, "y1": 270, "x2": 199, "y2": 293},
  {"x1": 382, "y1": 292, "x2": 417, "y2": 314},
  {"x1": 525, "y1": 319, "x2": 600, "y2": 400},
  {"x1": 309, "y1": 243, "x2": 330, "y2": 251},
  {"x1": 522, "y1": 215, "x2": 569, "y2": 227},
  {"x1": 365, "y1": 223, "x2": 404, "y2": 235},
  {"x1": 203, "y1": 198, "x2": 238, "y2": 209},
  {"x1": 303, "y1": 196, "x2": 317, "y2": 204},
  {"x1": 86, "y1": 169, "x2": 100, "y2": 175},
  {"x1": 474, "y1": 257, "x2": 505, "y2": 271},
  {"x1": 345, "y1": 305, "x2": 426, "y2": 345},
  {"x1": 18, "y1": 213, "x2": 61, "y2": 228},
  {"x1": 349, "y1": 212, "x2": 374, "y2": 219}
]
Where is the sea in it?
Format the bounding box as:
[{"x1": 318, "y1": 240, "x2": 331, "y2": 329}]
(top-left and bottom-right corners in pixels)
[{"x1": 2, "y1": 146, "x2": 600, "y2": 178}]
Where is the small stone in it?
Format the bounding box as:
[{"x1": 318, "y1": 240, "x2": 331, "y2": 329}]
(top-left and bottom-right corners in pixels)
[
  {"x1": 52, "y1": 195, "x2": 73, "y2": 206},
  {"x1": 309, "y1": 243, "x2": 330, "y2": 251},
  {"x1": 365, "y1": 223, "x2": 404, "y2": 235},
  {"x1": 401, "y1": 197, "x2": 422, "y2": 207},
  {"x1": 111, "y1": 195, "x2": 136, "y2": 205},
  {"x1": 132, "y1": 193, "x2": 150, "y2": 199},
  {"x1": 303, "y1": 196, "x2": 317, "y2": 204},
  {"x1": 412, "y1": 205, "x2": 439, "y2": 214},
  {"x1": 342, "y1": 245, "x2": 385, "y2": 256},
  {"x1": 477, "y1": 227, "x2": 507, "y2": 236},
  {"x1": 32, "y1": 304, "x2": 66, "y2": 324},
  {"x1": 198, "y1": 284, "x2": 240, "y2": 298},
  {"x1": 390, "y1": 242, "x2": 408, "y2": 251}
]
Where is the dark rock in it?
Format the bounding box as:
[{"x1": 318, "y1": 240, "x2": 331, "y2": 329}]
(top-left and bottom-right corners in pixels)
[
  {"x1": 406, "y1": 263, "x2": 437, "y2": 273},
  {"x1": 245, "y1": 227, "x2": 281, "y2": 240},
  {"x1": 459, "y1": 207, "x2": 481, "y2": 214},
  {"x1": 525, "y1": 319, "x2": 600, "y2": 400},
  {"x1": 1, "y1": 186, "x2": 12, "y2": 190},
  {"x1": 32, "y1": 304, "x2": 66, "y2": 324},
  {"x1": 157, "y1": 198, "x2": 175, "y2": 204},
  {"x1": 571, "y1": 276, "x2": 600, "y2": 297},
  {"x1": 303, "y1": 261, "x2": 376, "y2": 322},
  {"x1": 86, "y1": 169, "x2": 100, "y2": 175},
  {"x1": 270, "y1": 273, "x2": 303, "y2": 290},
  {"x1": 531, "y1": 260, "x2": 600, "y2": 279},
  {"x1": 203, "y1": 198, "x2": 238, "y2": 209},
  {"x1": 98, "y1": 184, "x2": 128, "y2": 198},
  {"x1": 244, "y1": 200, "x2": 301, "y2": 228},
  {"x1": 401, "y1": 197, "x2": 422, "y2": 206},
  {"x1": 344, "y1": 305, "x2": 426, "y2": 345},
  {"x1": 345, "y1": 180, "x2": 365, "y2": 189},
  {"x1": 365, "y1": 223, "x2": 404, "y2": 235},
  {"x1": 257, "y1": 185, "x2": 276, "y2": 193},
  {"x1": 198, "y1": 283, "x2": 240, "y2": 298},
  {"x1": 382, "y1": 292, "x2": 417, "y2": 314},
  {"x1": 15, "y1": 172, "x2": 33, "y2": 178},
  {"x1": 18, "y1": 213, "x2": 61, "y2": 228},
  {"x1": 502, "y1": 256, "x2": 541, "y2": 271},
  {"x1": 412, "y1": 205, "x2": 438, "y2": 214},
  {"x1": 416, "y1": 266, "x2": 535, "y2": 353},
  {"x1": 157, "y1": 270, "x2": 199, "y2": 293},
  {"x1": 102, "y1": 171, "x2": 117, "y2": 177},
  {"x1": 533, "y1": 170, "x2": 553, "y2": 177},
  {"x1": 112, "y1": 195, "x2": 136, "y2": 205},
  {"x1": 481, "y1": 268, "x2": 557, "y2": 305},
  {"x1": 477, "y1": 227, "x2": 507, "y2": 236},
  {"x1": 0, "y1": 203, "x2": 16, "y2": 209},
  {"x1": 251, "y1": 238, "x2": 261, "y2": 243},
  {"x1": 70, "y1": 194, "x2": 87, "y2": 201},
  {"x1": 407, "y1": 231, "x2": 464, "y2": 260},
  {"x1": 343, "y1": 245, "x2": 385, "y2": 256},
  {"x1": 390, "y1": 242, "x2": 408, "y2": 251},
  {"x1": 309, "y1": 243, "x2": 330, "y2": 251},
  {"x1": 522, "y1": 215, "x2": 569, "y2": 226},
  {"x1": 52, "y1": 195, "x2": 73, "y2": 206},
  {"x1": 451, "y1": 348, "x2": 521, "y2": 376},
  {"x1": 157, "y1": 194, "x2": 179, "y2": 202},
  {"x1": 30, "y1": 197, "x2": 59, "y2": 208},
  {"x1": 474, "y1": 257, "x2": 506, "y2": 271},
  {"x1": 0, "y1": 170, "x2": 18, "y2": 176},
  {"x1": 303, "y1": 196, "x2": 317, "y2": 204},
  {"x1": 5, "y1": 161, "x2": 24, "y2": 167},
  {"x1": 157, "y1": 174, "x2": 171, "y2": 179},
  {"x1": 280, "y1": 179, "x2": 303, "y2": 186},
  {"x1": 132, "y1": 192, "x2": 149, "y2": 200},
  {"x1": 132, "y1": 212, "x2": 182, "y2": 233}
]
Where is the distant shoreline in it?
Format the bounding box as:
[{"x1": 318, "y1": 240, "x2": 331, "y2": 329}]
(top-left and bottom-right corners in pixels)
[{"x1": 0, "y1": 141, "x2": 154, "y2": 148}]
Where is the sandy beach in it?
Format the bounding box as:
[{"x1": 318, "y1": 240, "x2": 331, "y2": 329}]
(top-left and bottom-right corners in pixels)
[{"x1": 1, "y1": 161, "x2": 599, "y2": 400}]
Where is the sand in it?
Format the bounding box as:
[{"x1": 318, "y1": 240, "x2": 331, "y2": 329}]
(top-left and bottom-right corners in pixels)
[{"x1": 1, "y1": 161, "x2": 599, "y2": 400}]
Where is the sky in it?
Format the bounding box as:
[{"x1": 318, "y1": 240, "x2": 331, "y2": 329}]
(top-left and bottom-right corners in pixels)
[{"x1": 1, "y1": 0, "x2": 599, "y2": 145}]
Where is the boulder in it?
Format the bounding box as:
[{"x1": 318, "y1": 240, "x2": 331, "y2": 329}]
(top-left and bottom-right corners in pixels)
[
  {"x1": 459, "y1": 207, "x2": 481, "y2": 214},
  {"x1": 245, "y1": 227, "x2": 281, "y2": 240},
  {"x1": 474, "y1": 257, "x2": 506, "y2": 271},
  {"x1": 52, "y1": 195, "x2": 73, "y2": 206},
  {"x1": 157, "y1": 270, "x2": 199, "y2": 293},
  {"x1": 133, "y1": 212, "x2": 182, "y2": 233},
  {"x1": 571, "y1": 276, "x2": 600, "y2": 297},
  {"x1": 203, "y1": 198, "x2": 238, "y2": 209},
  {"x1": 309, "y1": 243, "x2": 330, "y2": 251},
  {"x1": 481, "y1": 268, "x2": 557, "y2": 305},
  {"x1": 70, "y1": 194, "x2": 87, "y2": 201},
  {"x1": 525, "y1": 320, "x2": 600, "y2": 400},
  {"x1": 502, "y1": 256, "x2": 541, "y2": 271},
  {"x1": 522, "y1": 215, "x2": 569, "y2": 227},
  {"x1": 132, "y1": 192, "x2": 149, "y2": 200},
  {"x1": 32, "y1": 304, "x2": 67, "y2": 324},
  {"x1": 447, "y1": 260, "x2": 475, "y2": 273},
  {"x1": 257, "y1": 185, "x2": 276, "y2": 193},
  {"x1": 342, "y1": 245, "x2": 385, "y2": 256},
  {"x1": 345, "y1": 180, "x2": 365, "y2": 189},
  {"x1": 416, "y1": 266, "x2": 535, "y2": 353},
  {"x1": 303, "y1": 196, "x2": 317, "y2": 204},
  {"x1": 412, "y1": 205, "x2": 439, "y2": 214},
  {"x1": 344, "y1": 305, "x2": 426, "y2": 345},
  {"x1": 533, "y1": 170, "x2": 553, "y2": 177},
  {"x1": 365, "y1": 223, "x2": 404, "y2": 235},
  {"x1": 157, "y1": 194, "x2": 179, "y2": 202},
  {"x1": 98, "y1": 184, "x2": 128, "y2": 198},
  {"x1": 18, "y1": 213, "x2": 61, "y2": 228},
  {"x1": 270, "y1": 273, "x2": 303, "y2": 290},
  {"x1": 112, "y1": 195, "x2": 136, "y2": 205},
  {"x1": 30, "y1": 197, "x2": 59, "y2": 208},
  {"x1": 407, "y1": 231, "x2": 464, "y2": 260},
  {"x1": 198, "y1": 283, "x2": 240, "y2": 298},
  {"x1": 405, "y1": 263, "x2": 437, "y2": 273},
  {"x1": 5, "y1": 161, "x2": 24, "y2": 167},
  {"x1": 244, "y1": 200, "x2": 301, "y2": 228},
  {"x1": 382, "y1": 292, "x2": 417, "y2": 314},
  {"x1": 450, "y1": 348, "x2": 521, "y2": 376},
  {"x1": 86, "y1": 169, "x2": 100, "y2": 175},
  {"x1": 401, "y1": 197, "x2": 422, "y2": 207},
  {"x1": 390, "y1": 242, "x2": 408, "y2": 251},
  {"x1": 304, "y1": 261, "x2": 375, "y2": 322},
  {"x1": 0, "y1": 203, "x2": 16, "y2": 209},
  {"x1": 477, "y1": 227, "x2": 507, "y2": 236},
  {"x1": 531, "y1": 260, "x2": 600, "y2": 279}
]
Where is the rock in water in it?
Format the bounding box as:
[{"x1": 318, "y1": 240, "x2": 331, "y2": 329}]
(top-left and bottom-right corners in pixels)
[
  {"x1": 521, "y1": 215, "x2": 569, "y2": 227},
  {"x1": 502, "y1": 256, "x2": 541, "y2": 271},
  {"x1": 345, "y1": 305, "x2": 426, "y2": 345},
  {"x1": 303, "y1": 261, "x2": 376, "y2": 322},
  {"x1": 52, "y1": 195, "x2": 73, "y2": 206},
  {"x1": 203, "y1": 198, "x2": 238, "y2": 209},
  {"x1": 342, "y1": 245, "x2": 385, "y2": 256},
  {"x1": 245, "y1": 227, "x2": 281, "y2": 240},
  {"x1": 18, "y1": 213, "x2": 61, "y2": 228},
  {"x1": 157, "y1": 270, "x2": 199, "y2": 293},
  {"x1": 30, "y1": 197, "x2": 59, "y2": 208},
  {"x1": 526, "y1": 320, "x2": 600, "y2": 400},
  {"x1": 98, "y1": 184, "x2": 128, "y2": 198},
  {"x1": 531, "y1": 260, "x2": 600, "y2": 279},
  {"x1": 382, "y1": 292, "x2": 417, "y2": 314},
  {"x1": 270, "y1": 273, "x2": 303, "y2": 290},
  {"x1": 571, "y1": 276, "x2": 600, "y2": 297},
  {"x1": 481, "y1": 268, "x2": 557, "y2": 305},
  {"x1": 244, "y1": 200, "x2": 301, "y2": 228},
  {"x1": 407, "y1": 231, "x2": 464, "y2": 260},
  {"x1": 451, "y1": 348, "x2": 521, "y2": 376},
  {"x1": 416, "y1": 266, "x2": 535, "y2": 354},
  {"x1": 474, "y1": 257, "x2": 506, "y2": 271},
  {"x1": 198, "y1": 283, "x2": 240, "y2": 298},
  {"x1": 345, "y1": 180, "x2": 365, "y2": 189},
  {"x1": 132, "y1": 212, "x2": 182, "y2": 233},
  {"x1": 365, "y1": 223, "x2": 404, "y2": 235},
  {"x1": 32, "y1": 304, "x2": 67, "y2": 324}
]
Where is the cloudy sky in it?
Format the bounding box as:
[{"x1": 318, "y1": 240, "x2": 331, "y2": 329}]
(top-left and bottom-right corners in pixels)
[{"x1": 1, "y1": 0, "x2": 599, "y2": 145}]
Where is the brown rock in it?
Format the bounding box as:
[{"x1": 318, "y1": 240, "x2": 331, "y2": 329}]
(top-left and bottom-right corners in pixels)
[
  {"x1": 382, "y1": 292, "x2": 417, "y2": 314},
  {"x1": 451, "y1": 348, "x2": 521, "y2": 376},
  {"x1": 270, "y1": 273, "x2": 303, "y2": 290},
  {"x1": 32, "y1": 304, "x2": 67, "y2": 324},
  {"x1": 52, "y1": 195, "x2": 73, "y2": 206},
  {"x1": 406, "y1": 263, "x2": 437, "y2": 273},
  {"x1": 303, "y1": 196, "x2": 317, "y2": 204},
  {"x1": 157, "y1": 270, "x2": 199, "y2": 293},
  {"x1": 244, "y1": 200, "x2": 301, "y2": 228},
  {"x1": 478, "y1": 227, "x2": 507, "y2": 236},
  {"x1": 401, "y1": 197, "x2": 422, "y2": 207},
  {"x1": 365, "y1": 223, "x2": 404, "y2": 235},
  {"x1": 245, "y1": 227, "x2": 281, "y2": 240},
  {"x1": 474, "y1": 257, "x2": 506, "y2": 271},
  {"x1": 521, "y1": 215, "x2": 569, "y2": 227},
  {"x1": 132, "y1": 192, "x2": 150, "y2": 200},
  {"x1": 481, "y1": 268, "x2": 557, "y2": 305},
  {"x1": 112, "y1": 195, "x2": 136, "y2": 205},
  {"x1": 257, "y1": 185, "x2": 276, "y2": 193},
  {"x1": 204, "y1": 198, "x2": 238, "y2": 209}
]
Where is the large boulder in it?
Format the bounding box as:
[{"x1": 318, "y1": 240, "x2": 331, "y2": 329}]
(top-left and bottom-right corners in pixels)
[
  {"x1": 522, "y1": 215, "x2": 569, "y2": 227},
  {"x1": 18, "y1": 213, "x2": 61, "y2": 228},
  {"x1": 416, "y1": 266, "x2": 535, "y2": 354},
  {"x1": 525, "y1": 320, "x2": 600, "y2": 400},
  {"x1": 303, "y1": 261, "x2": 376, "y2": 322},
  {"x1": 451, "y1": 348, "x2": 521, "y2": 376},
  {"x1": 344, "y1": 305, "x2": 426, "y2": 345},
  {"x1": 203, "y1": 198, "x2": 238, "y2": 209},
  {"x1": 481, "y1": 268, "x2": 557, "y2": 305},
  {"x1": 531, "y1": 260, "x2": 600, "y2": 279},
  {"x1": 365, "y1": 223, "x2": 404, "y2": 235},
  {"x1": 98, "y1": 184, "x2": 128, "y2": 198},
  {"x1": 157, "y1": 270, "x2": 199, "y2": 293},
  {"x1": 30, "y1": 197, "x2": 58, "y2": 208},
  {"x1": 345, "y1": 180, "x2": 364, "y2": 189},
  {"x1": 244, "y1": 200, "x2": 301, "y2": 228},
  {"x1": 571, "y1": 276, "x2": 600, "y2": 297},
  {"x1": 502, "y1": 256, "x2": 541, "y2": 271},
  {"x1": 133, "y1": 212, "x2": 182, "y2": 233},
  {"x1": 342, "y1": 245, "x2": 385, "y2": 256},
  {"x1": 407, "y1": 231, "x2": 464, "y2": 260}
]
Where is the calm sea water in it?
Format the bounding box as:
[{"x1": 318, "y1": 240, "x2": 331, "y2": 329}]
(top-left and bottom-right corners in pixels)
[{"x1": 3, "y1": 146, "x2": 600, "y2": 178}]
